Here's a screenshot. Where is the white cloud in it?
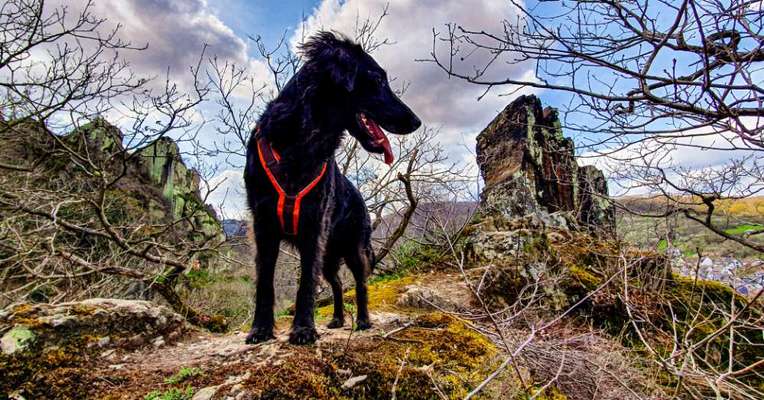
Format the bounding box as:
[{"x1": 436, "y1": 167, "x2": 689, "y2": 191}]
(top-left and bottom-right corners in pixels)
[
  {"x1": 579, "y1": 123, "x2": 764, "y2": 196},
  {"x1": 292, "y1": 0, "x2": 534, "y2": 149},
  {"x1": 49, "y1": 0, "x2": 275, "y2": 96}
]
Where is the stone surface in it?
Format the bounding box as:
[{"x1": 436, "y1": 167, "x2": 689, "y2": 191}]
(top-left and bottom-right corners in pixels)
[
  {"x1": 341, "y1": 375, "x2": 368, "y2": 389},
  {"x1": 1, "y1": 326, "x2": 35, "y2": 355},
  {"x1": 191, "y1": 385, "x2": 220, "y2": 400},
  {"x1": 475, "y1": 95, "x2": 615, "y2": 232},
  {"x1": 136, "y1": 137, "x2": 223, "y2": 241},
  {"x1": 0, "y1": 299, "x2": 186, "y2": 356}
]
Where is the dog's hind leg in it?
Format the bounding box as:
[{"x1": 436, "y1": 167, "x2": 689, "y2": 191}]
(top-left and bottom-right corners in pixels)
[
  {"x1": 246, "y1": 231, "x2": 280, "y2": 344},
  {"x1": 322, "y1": 253, "x2": 345, "y2": 329},
  {"x1": 344, "y1": 244, "x2": 373, "y2": 331}
]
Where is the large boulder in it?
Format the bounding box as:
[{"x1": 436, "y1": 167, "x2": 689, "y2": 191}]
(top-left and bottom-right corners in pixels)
[
  {"x1": 475, "y1": 95, "x2": 615, "y2": 232},
  {"x1": 0, "y1": 299, "x2": 187, "y2": 397}
]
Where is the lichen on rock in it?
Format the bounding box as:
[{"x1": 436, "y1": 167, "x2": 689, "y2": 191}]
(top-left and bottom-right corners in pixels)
[
  {"x1": 1, "y1": 326, "x2": 35, "y2": 355},
  {"x1": 0, "y1": 298, "x2": 187, "y2": 398},
  {"x1": 475, "y1": 95, "x2": 615, "y2": 233}
]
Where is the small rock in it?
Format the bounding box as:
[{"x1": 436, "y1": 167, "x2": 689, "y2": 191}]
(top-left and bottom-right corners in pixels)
[
  {"x1": 108, "y1": 364, "x2": 125, "y2": 370},
  {"x1": 98, "y1": 336, "x2": 111, "y2": 347},
  {"x1": 1, "y1": 326, "x2": 35, "y2": 355},
  {"x1": 230, "y1": 383, "x2": 243, "y2": 394},
  {"x1": 8, "y1": 391, "x2": 26, "y2": 400},
  {"x1": 127, "y1": 334, "x2": 146, "y2": 347},
  {"x1": 152, "y1": 336, "x2": 165, "y2": 347},
  {"x1": 336, "y1": 368, "x2": 352, "y2": 376},
  {"x1": 341, "y1": 375, "x2": 368, "y2": 389},
  {"x1": 397, "y1": 285, "x2": 464, "y2": 312},
  {"x1": 223, "y1": 371, "x2": 249, "y2": 385},
  {"x1": 192, "y1": 385, "x2": 220, "y2": 400},
  {"x1": 50, "y1": 315, "x2": 76, "y2": 328},
  {"x1": 100, "y1": 349, "x2": 116, "y2": 359}
]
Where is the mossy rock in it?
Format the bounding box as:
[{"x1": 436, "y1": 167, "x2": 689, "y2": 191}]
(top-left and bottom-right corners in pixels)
[
  {"x1": 0, "y1": 299, "x2": 188, "y2": 398},
  {"x1": 329, "y1": 313, "x2": 499, "y2": 399},
  {"x1": 466, "y1": 223, "x2": 763, "y2": 392}
]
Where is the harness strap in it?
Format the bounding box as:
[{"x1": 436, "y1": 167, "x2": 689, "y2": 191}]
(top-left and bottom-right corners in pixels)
[{"x1": 256, "y1": 137, "x2": 327, "y2": 235}]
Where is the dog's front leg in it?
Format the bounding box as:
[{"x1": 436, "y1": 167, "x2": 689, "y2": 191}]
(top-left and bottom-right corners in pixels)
[
  {"x1": 290, "y1": 239, "x2": 321, "y2": 345},
  {"x1": 246, "y1": 231, "x2": 280, "y2": 344}
]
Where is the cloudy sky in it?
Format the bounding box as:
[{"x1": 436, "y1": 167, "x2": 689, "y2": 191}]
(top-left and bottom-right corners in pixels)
[
  {"x1": 57, "y1": 0, "x2": 758, "y2": 218},
  {"x1": 82, "y1": 0, "x2": 531, "y2": 140}
]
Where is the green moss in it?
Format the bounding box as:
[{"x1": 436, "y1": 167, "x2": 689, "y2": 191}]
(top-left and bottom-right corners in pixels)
[
  {"x1": 316, "y1": 275, "x2": 415, "y2": 320},
  {"x1": 1, "y1": 326, "x2": 36, "y2": 354},
  {"x1": 144, "y1": 386, "x2": 194, "y2": 400},
  {"x1": 724, "y1": 223, "x2": 764, "y2": 236},
  {"x1": 164, "y1": 367, "x2": 203, "y2": 385},
  {"x1": 567, "y1": 265, "x2": 602, "y2": 289},
  {"x1": 664, "y1": 274, "x2": 762, "y2": 366},
  {"x1": 239, "y1": 349, "x2": 341, "y2": 400},
  {"x1": 332, "y1": 313, "x2": 499, "y2": 399},
  {"x1": 657, "y1": 239, "x2": 668, "y2": 251},
  {"x1": 527, "y1": 386, "x2": 568, "y2": 399},
  {"x1": 259, "y1": 310, "x2": 500, "y2": 399}
]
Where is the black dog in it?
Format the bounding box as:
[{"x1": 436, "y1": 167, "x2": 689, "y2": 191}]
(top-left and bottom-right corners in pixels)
[{"x1": 244, "y1": 32, "x2": 421, "y2": 345}]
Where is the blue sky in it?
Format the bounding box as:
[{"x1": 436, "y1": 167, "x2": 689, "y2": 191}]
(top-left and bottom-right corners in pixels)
[{"x1": 210, "y1": 1, "x2": 322, "y2": 46}]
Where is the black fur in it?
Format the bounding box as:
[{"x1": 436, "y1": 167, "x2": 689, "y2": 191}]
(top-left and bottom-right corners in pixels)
[{"x1": 244, "y1": 32, "x2": 421, "y2": 345}]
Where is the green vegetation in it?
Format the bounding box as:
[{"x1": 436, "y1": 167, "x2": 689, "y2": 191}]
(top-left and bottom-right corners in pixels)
[
  {"x1": 724, "y1": 223, "x2": 764, "y2": 236},
  {"x1": 181, "y1": 267, "x2": 252, "y2": 329},
  {"x1": 229, "y1": 311, "x2": 500, "y2": 400},
  {"x1": 618, "y1": 210, "x2": 764, "y2": 260},
  {"x1": 656, "y1": 238, "x2": 668, "y2": 251},
  {"x1": 315, "y1": 275, "x2": 415, "y2": 320},
  {"x1": 391, "y1": 239, "x2": 445, "y2": 271},
  {"x1": 144, "y1": 387, "x2": 194, "y2": 400},
  {"x1": 164, "y1": 367, "x2": 203, "y2": 385}
]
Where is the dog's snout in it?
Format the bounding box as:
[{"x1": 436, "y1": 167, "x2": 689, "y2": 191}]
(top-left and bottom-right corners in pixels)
[{"x1": 410, "y1": 114, "x2": 422, "y2": 131}]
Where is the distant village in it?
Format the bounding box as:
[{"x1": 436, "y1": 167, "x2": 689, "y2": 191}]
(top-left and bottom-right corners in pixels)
[{"x1": 670, "y1": 248, "x2": 764, "y2": 296}]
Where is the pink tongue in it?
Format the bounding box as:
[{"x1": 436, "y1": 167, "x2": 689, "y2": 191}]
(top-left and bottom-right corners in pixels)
[{"x1": 368, "y1": 119, "x2": 394, "y2": 165}]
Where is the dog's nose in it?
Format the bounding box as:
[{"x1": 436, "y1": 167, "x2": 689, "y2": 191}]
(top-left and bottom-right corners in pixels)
[{"x1": 410, "y1": 114, "x2": 422, "y2": 131}]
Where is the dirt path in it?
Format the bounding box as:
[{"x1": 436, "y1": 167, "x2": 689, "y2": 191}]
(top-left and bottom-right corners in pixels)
[{"x1": 89, "y1": 273, "x2": 475, "y2": 399}]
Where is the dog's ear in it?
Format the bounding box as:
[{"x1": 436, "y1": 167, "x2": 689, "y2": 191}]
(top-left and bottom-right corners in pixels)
[{"x1": 328, "y1": 47, "x2": 358, "y2": 92}]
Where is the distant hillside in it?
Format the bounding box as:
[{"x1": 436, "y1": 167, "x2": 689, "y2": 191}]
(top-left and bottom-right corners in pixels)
[
  {"x1": 373, "y1": 200, "x2": 477, "y2": 239},
  {"x1": 617, "y1": 195, "x2": 764, "y2": 219},
  {"x1": 222, "y1": 219, "x2": 249, "y2": 238}
]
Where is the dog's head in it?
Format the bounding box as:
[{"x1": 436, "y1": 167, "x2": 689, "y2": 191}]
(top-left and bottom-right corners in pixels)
[{"x1": 300, "y1": 32, "x2": 421, "y2": 164}]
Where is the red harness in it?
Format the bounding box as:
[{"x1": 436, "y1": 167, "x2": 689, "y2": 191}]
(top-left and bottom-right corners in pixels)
[{"x1": 256, "y1": 136, "x2": 327, "y2": 235}]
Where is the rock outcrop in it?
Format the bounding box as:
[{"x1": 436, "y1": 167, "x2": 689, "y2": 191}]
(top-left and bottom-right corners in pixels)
[
  {"x1": 75, "y1": 119, "x2": 224, "y2": 240},
  {"x1": 0, "y1": 299, "x2": 187, "y2": 397},
  {"x1": 476, "y1": 95, "x2": 615, "y2": 232}
]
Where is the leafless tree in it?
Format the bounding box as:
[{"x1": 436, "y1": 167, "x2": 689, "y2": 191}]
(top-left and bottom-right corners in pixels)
[
  {"x1": 0, "y1": 0, "x2": 228, "y2": 329},
  {"x1": 428, "y1": 0, "x2": 764, "y2": 252}
]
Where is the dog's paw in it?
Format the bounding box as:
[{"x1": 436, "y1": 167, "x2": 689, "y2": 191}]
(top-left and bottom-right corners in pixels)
[
  {"x1": 326, "y1": 318, "x2": 344, "y2": 329},
  {"x1": 289, "y1": 326, "x2": 319, "y2": 345},
  {"x1": 355, "y1": 318, "x2": 372, "y2": 331},
  {"x1": 245, "y1": 326, "x2": 275, "y2": 344}
]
